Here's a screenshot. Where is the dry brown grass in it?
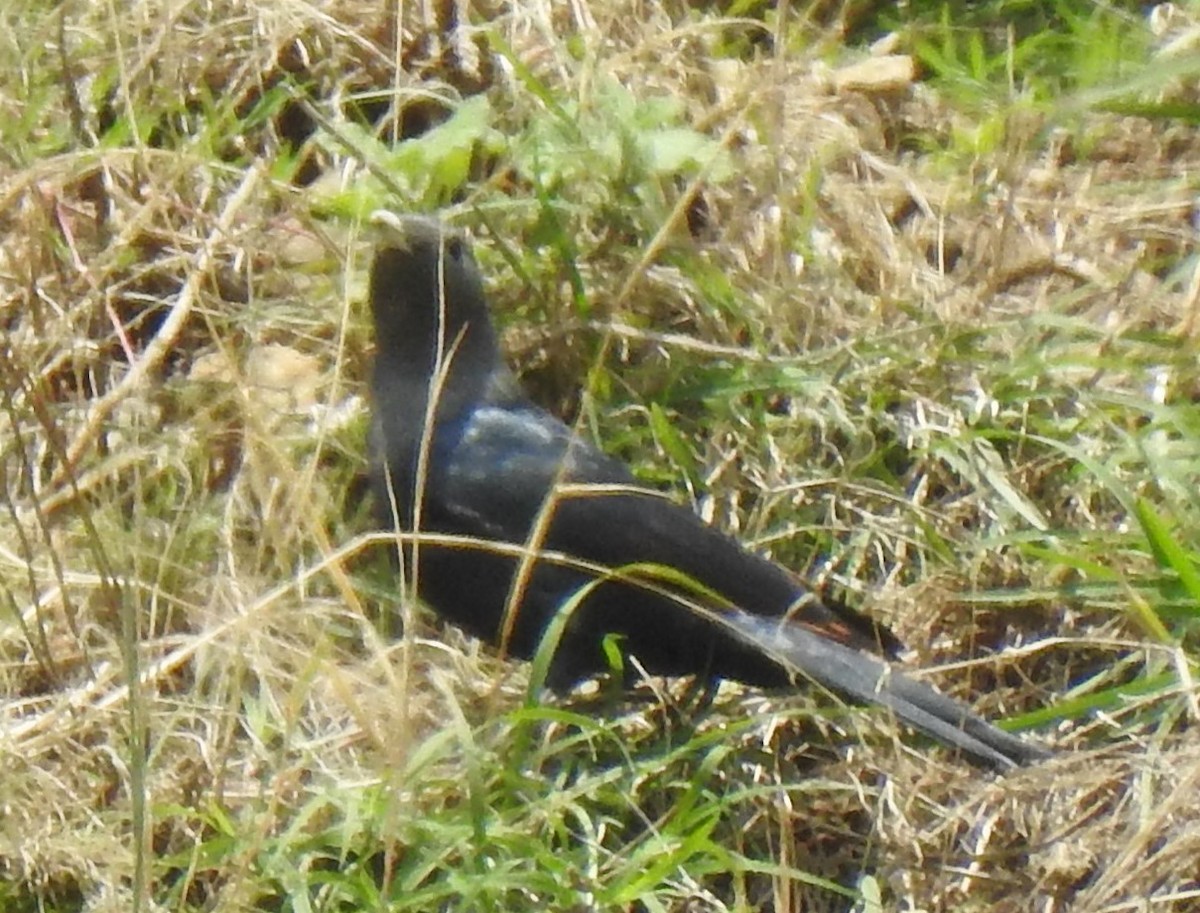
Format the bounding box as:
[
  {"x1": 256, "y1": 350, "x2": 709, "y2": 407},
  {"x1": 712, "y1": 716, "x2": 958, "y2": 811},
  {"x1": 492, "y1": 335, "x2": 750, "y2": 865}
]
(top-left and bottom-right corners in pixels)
[{"x1": 2, "y1": 1, "x2": 1199, "y2": 910}]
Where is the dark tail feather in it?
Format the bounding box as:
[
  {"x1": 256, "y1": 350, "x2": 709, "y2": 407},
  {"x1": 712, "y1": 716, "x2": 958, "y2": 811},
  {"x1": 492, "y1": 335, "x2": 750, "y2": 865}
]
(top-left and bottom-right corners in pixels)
[{"x1": 727, "y1": 613, "x2": 1049, "y2": 770}]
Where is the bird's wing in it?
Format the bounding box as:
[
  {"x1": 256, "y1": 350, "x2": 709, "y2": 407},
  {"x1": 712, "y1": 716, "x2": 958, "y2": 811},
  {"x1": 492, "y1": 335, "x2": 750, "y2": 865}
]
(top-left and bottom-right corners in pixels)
[
  {"x1": 431, "y1": 399, "x2": 888, "y2": 648},
  {"x1": 430, "y1": 400, "x2": 636, "y2": 541}
]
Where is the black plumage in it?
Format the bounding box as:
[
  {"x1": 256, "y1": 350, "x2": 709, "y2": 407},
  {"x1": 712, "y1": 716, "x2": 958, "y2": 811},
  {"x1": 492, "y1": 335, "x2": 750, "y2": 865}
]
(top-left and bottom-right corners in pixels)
[{"x1": 367, "y1": 212, "x2": 1048, "y2": 770}]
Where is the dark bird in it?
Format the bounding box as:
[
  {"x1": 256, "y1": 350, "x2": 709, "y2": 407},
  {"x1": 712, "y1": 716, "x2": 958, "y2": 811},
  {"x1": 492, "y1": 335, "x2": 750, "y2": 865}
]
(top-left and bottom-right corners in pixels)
[{"x1": 367, "y1": 212, "x2": 1049, "y2": 770}]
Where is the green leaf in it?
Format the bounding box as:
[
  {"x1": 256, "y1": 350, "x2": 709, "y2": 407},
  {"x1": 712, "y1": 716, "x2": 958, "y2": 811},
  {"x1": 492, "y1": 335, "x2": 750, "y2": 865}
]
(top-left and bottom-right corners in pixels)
[
  {"x1": 1134, "y1": 498, "x2": 1200, "y2": 611},
  {"x1": 641, "y1": 128, "x2": 733, "y2": 180},
  {"x1": 648, "y1": 403, "x2": 699, "y2": 489}
]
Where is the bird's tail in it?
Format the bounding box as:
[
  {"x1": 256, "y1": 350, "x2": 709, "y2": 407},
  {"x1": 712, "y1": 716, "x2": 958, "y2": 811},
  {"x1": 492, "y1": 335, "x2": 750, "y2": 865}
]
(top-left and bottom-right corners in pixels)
[{"x1": 726, "y1": 612, "x2": 1049, "y2": 770}]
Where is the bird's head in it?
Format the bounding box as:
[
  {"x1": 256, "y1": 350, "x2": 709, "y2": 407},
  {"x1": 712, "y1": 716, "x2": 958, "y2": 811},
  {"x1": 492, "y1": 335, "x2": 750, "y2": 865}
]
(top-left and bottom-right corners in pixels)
[{"x1": 368, "y1": 212, "x2": 494, "y2": 371}]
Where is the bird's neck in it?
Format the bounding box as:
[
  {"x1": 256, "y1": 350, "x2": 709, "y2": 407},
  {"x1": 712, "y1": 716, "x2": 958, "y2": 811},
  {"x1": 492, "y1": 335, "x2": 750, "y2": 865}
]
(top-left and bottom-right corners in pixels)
[{"x1": 374, "y1": 316, "x2": 501, "y2": 422}]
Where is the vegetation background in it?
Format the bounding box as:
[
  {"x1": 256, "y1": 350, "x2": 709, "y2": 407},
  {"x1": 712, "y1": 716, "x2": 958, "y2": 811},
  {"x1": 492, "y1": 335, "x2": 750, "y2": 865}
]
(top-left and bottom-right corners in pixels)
[{"x1": 2, "y1": 0, "x2": 1199, "y2": 910}]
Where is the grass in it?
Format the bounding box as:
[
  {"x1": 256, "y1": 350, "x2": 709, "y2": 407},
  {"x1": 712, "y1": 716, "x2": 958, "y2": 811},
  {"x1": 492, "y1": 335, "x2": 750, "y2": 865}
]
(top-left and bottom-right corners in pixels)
[{"x1": 2, "y1": 0, "x2": 1200, "y2": 910}]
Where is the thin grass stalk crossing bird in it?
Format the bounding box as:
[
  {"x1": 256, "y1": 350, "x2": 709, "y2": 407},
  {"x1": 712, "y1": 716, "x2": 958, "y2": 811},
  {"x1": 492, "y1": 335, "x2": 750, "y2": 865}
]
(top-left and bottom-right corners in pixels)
[{"x1": 367, "y1": 212, "x2": 1049, "y2": 770}]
